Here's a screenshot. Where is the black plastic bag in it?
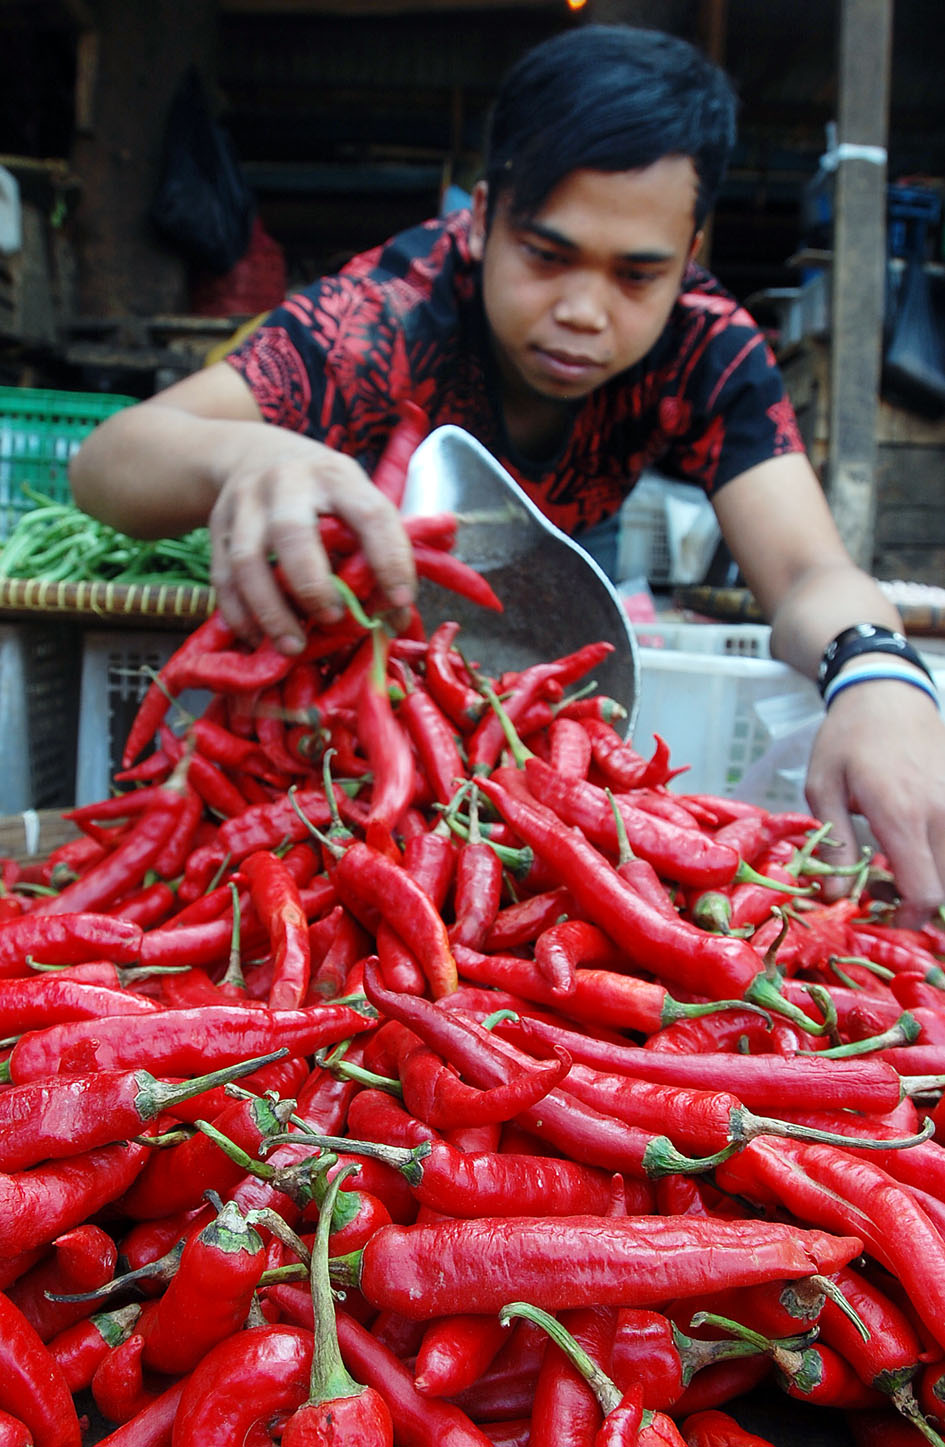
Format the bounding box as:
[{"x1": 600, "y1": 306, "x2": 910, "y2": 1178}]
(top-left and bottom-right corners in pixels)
[
  {"x1": 882, "y1": 256, "x2": 945, "y2": 418},
  {"x1": 151, "y1": 66, "x2": 255, "y2": 275}
]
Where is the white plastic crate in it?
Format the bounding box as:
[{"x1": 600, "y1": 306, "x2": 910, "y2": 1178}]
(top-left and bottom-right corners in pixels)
[
  {"x1": 617, "y1": 488, "x2": 671, "y2": 585},
  {"x1": 616, "y1": 472, "x2": 720, "y2": 587},
  {"x1": 630, "y1": 620, "x2": 772, "y2": 657},
  {"x1": 634, "y1": 645, "x2": 945, "y2": 812},
  {"x1": 633, "y1": 649, "x2": 821, "y2": 809},
  {"x1": 0, "y1": 623, "x2": 80, "y2": 811},
  {"x1": 76, "y1": 630, "x2": 209, "y2": 806}
]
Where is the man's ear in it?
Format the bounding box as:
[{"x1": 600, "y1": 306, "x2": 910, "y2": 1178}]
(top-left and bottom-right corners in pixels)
[
  {"x1": 469, "y1": 181, "x2": 489, "y2": 261},
  {"x1": 689, "y1": 228, "x2": 706, "y2": 266}
]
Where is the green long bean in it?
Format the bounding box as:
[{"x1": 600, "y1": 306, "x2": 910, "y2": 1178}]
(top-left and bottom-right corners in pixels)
[{"x1": 0, "y1": 491, "x2": 211, "y2": 585}]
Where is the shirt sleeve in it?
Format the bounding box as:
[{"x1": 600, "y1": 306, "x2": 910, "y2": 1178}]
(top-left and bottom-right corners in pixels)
[
  {"x1": 658, "y1": 295, "x2": 807, "y2": 497},
  {"x1": 224, "y1": 275, "x2": 407, "y2": 461}
]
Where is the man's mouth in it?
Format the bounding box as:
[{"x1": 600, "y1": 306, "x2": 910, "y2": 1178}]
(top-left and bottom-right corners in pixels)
[{"x1": 532, "y1": 346, "x2": 607, "y2": 382}]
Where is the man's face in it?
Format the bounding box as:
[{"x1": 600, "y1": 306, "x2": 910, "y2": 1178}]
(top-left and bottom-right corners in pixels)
[{"x1": 469, "y1": 159, "x2": 702, "y2": 407}]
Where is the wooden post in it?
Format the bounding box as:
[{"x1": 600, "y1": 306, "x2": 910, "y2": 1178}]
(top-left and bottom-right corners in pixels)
[
  {"x1": 69, "y1": 0, "x2": 218, "y2": 319},
  {"x1": 825, "y1": 0, "x2": 893, "y2": 569}
]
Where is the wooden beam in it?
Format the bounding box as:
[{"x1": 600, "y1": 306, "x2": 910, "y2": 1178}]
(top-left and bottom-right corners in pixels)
[
  {"x1": 825, "y1": 0, "x2": 893, "y2": 569},
  {"x1": 219, "y1": 0, "x2": 559, "y2": 11}
]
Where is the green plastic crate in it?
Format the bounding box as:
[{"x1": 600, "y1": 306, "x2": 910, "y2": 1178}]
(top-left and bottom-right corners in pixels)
[{"x1": 0, "y1": 386, "x2": 136, "y2": 539}]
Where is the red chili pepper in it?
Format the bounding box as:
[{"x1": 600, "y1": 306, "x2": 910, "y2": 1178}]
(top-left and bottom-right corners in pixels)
[
  {"x1": 715, "y1": 1138, "x2": 945, "y2": 1355},
  {"x1": 330, "y1": 839, "x2": 458, "y2": 997},
  {"x1": 120, "y1": 612, "x2": 235, "y2": 768},
  {"x1": 357, "y1": 627, "x2": 415, "y2": 847},
  {"x1": 334, "y1": 1212, "x2": 862, "y2": 1321},
  {"x1": 491, "y1": 1013, "x2": 908, "y2": 1114},
  {"x1": 523, "y1": 756, "x2": 743, "y2": 889},
  {"x1": 453, "y1": 943, "x2": 756, "y2": 1040},
  {"x1": 343, "y1": 1083, "x2": 635, "y2": 1219},
  {"x1": 6, "y1": 1223, "x2": 117, "y2": 1342},
  {"x1": 31, "y1": 784, "x2": 187, "y2": 918},
  {"x1": 449, "y1": 788, "x2": 505, "y2": 951},
  {"x1": 217, "y1": 787, "x2": 345, "y2": 861},
  {"x1": 281, "y1": 1165, "x2": 395, "y2": 1445},
  {"x1": 397, "y1": 676, "x2": 467, "y2": 809},
  {"x1": 0, "y1": 973, "x2": 159, "y2": 1036},
  {"x1": 119, "y1": 1070, "x2": 302, "y2": 1221},
  {"x1": 336, "y1": 1308, "x2": 495, "y2": 1447},
  {"x1": 447, "y1": 1317, "x2": 548, "y2": 1424},
  {"x1": 388, "y1": 1021, "x2": 569, "y2": 1129},
  {"x1": 0, "y1": 1287, "x2": 83, "y2": 1446},
  {"x1": 105, "y1": 879, "x2": 176, "y2": 929},
  {"x1": 91, "y1": 1378, "x2": 187, "y2": 1447},
  {"x1": 583, "y1": 721, "x2": 664, "y2": 791},
  {"x1": 664, "y1": 1360, "x2": 773, "y2": 1425},
  {"x1": 817, "y1": 1262, "x2": 925, "y2": 1394},
  {"x1": 692, "y1": 1310, "x2": 884, "y2": 1411},
  {"x1": 498, "y1": 1302, "x2": 691, "y2": 1447},
  {"x1": 7, "y1": 999, "x2": 370, "y2": 1083},
  {"x1": 170, "y1": 1324, "x2": 313, "y2": 1446},
  {"x1": 91, "y1": 1330, "x2": 158, "y2": 1424},
  {"x1": 0, "y1": 912, "x2": 143, "y2": 978},
  {"x1": 46, "y1": 1303, "x2": 141, "y2": 1395},
  {"x1": 371, "y1": 400, "x2": 428, "y2": 504},
  {"x1": 0, "y1": 1409, "x2": 35, "y2": 1446},
  {"x1": 424, "y1": 621, "x2": 486, "y2": 731},
  {"x1": 680, "y1": 1409, "x2": 778, "y2": 1446},
  {"x1": 484, "y1": 886, "x2": 576, "y2": 950},
  {"x1": 240, "y1": 849, "x2": 312, "y2": 1009},
  {"x1": 467, "y1": 644, "x2": 612, "y2": 776},
  {"x1": 135, "y1": 1199, "x2": 267, "y2": 1375},
  {"x1": 412, "y1": 541, "x2": 505, "y2": 612},
  {"x1": 0, "y1": 1136, "x2": 151, "y2": 1259},
  {"x1": 532, "y1": 1303, "x2": 616, "y2": 1446},
  {"x1": 609, "y1": 1308, "x2": 771, "y2": 1413},
  {"x1": 180, "y1": 747, "x2": 251, "y2": 819},
  {"x1": 547, "y1": 715, "x2": 594, "y2": 779},
  {"x1": 413, "y1": 1313, "x2": 512, "y2": 1399},
  {"x1": 363, "y1": 962, "x2": 705, "y2": 1178},
  {"x1": 476, "y1": 776, "x2": 763, "y2": 1001},
  {"x1": 0, "y1": 1048, "x2": 290, "y2": 1173}
]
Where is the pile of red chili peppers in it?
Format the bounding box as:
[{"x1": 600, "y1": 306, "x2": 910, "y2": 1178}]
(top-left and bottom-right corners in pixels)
[{"x1": 4, "y1": 518, "x2": 945, "y2": 1446}]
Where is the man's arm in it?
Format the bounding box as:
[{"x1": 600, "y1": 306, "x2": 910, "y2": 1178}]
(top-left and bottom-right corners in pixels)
[
  {"x1": 70, "y1": 362, "x2": 416, "y2": 650},
  {"x1": 713, "y1": 452, "x2": 945, "y2": 925}
]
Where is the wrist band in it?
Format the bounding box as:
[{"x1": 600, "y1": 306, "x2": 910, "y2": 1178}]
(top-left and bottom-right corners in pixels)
[
  {"x1": 818, "y1": 623, "x2": 934, "y2": 697},
  {"x1": 823, "y1": 664, "x2": 940, "y2": 711}
]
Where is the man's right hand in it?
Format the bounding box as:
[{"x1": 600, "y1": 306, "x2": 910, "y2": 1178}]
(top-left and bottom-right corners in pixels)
[
  {"x1": 208, "y1": 434, "x2": 417, "y2": 653},
  {"x1": 69, "y1": 361, "x2": 418, "y2": 653}
]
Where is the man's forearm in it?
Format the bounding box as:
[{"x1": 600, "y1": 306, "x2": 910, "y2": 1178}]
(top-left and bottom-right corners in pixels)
[
  {"x1": 767, "y1": 560, "x2": 906, "y2": 682},
  {"x1": 69, "y1": 405, "x2": 246, "y2": 539}
]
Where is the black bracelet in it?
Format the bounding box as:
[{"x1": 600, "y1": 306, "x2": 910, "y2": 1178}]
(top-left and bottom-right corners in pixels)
[{"x1": 817, "y1": 623, "x2": 934, "y2": 698}]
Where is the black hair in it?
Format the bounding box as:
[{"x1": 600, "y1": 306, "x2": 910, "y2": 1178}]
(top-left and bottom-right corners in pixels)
[{"x1": 483, "y1": 25, "x2": 738, "y2": 231}]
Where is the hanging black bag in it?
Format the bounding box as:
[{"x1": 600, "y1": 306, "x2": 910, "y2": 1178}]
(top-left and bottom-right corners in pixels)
[
  {"x1": 151, "y1": 66, "x2": 255, "y2": 275},
  {"x1": 881, "y1": 255, "x2": 945, "y2": 418}
]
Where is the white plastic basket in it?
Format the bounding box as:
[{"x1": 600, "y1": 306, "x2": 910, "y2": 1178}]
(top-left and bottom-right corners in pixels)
[
  {"x1": 634, "y1": 645, "x2": 945, "y2": 812},
  {"x1": 76, "y1": 631, "x2": 209, "y2": 806},
  {"x1": 633, "y1": 648, "x2": 822, "y2": 810},
  {"x1": 630, "y1": 620, "x2": 772, "y2": 657},
  {"x1": 0, "y1": 624, "x2": 80, "y2": 812}
]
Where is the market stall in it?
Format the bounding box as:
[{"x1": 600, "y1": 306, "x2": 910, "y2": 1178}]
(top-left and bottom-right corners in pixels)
[{"x1": 3, "y1": 402, "x2": 945, "y2": 1447}]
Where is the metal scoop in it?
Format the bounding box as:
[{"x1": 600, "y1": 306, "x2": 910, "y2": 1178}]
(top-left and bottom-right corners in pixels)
[{"x1": 401, "y1": 425, "x2": 639, "y2": 734}]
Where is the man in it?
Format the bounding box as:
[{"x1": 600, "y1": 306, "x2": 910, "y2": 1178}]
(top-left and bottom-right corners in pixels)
[{"x1": 71, "y1": 24, "x2": 945, "y2": 923}]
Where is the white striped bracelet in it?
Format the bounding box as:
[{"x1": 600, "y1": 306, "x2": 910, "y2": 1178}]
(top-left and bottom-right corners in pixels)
[{"x1": 822, "y1": 659, "x2": 940, "y2": 711}]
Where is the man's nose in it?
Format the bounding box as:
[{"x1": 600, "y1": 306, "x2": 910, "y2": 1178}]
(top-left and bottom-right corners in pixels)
[{"x1": 552, "y1": 272, "x2": 609, "y2": 331}]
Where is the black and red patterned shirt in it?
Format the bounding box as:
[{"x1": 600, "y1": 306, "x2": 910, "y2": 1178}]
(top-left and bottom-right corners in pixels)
[{"x1": 226, "y1": 209, "x2": 805, "y2": 537}]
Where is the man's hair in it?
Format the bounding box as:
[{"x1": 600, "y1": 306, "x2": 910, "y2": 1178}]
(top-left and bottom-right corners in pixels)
[{"x1": 483, "y1": 25, "x2": 738, "y2": 231}]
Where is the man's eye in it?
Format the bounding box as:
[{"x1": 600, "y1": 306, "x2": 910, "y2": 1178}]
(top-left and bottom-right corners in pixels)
[
  {"x1": 524, "y1": 242, "x2": 564, "y2": 266},
  {"x1": 618, "y1": 270, "x2": 655, "y2": 286}
]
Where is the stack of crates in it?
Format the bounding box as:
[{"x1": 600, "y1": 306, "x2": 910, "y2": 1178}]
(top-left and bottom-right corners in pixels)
[{"x1": 0, "y1": 386, "x2": 135, "y2": 811}]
